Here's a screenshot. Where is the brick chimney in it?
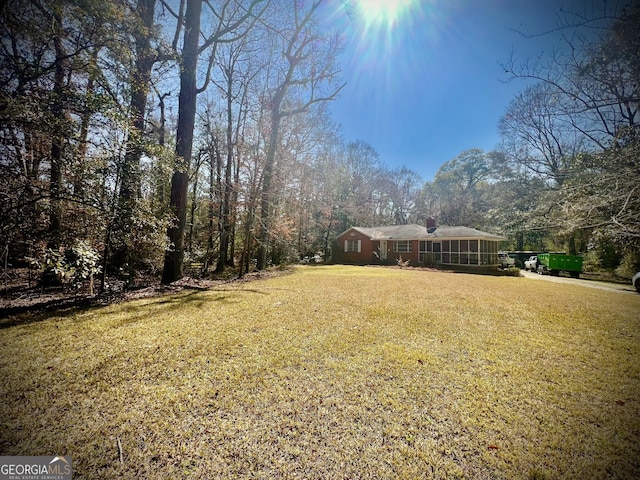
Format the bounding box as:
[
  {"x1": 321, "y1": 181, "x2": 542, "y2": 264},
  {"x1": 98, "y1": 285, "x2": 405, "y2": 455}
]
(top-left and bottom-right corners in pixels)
[{"x1": 426, "y1": 216, "x2": 436, "y2": 232}]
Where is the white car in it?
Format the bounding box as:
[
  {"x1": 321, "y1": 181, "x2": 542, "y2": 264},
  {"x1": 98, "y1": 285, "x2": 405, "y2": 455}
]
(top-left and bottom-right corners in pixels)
[
  {"x1": 633, "y1": 272, "x2": 640, "y2": 293},
  {"x1": 498, "y1": 251, "x2": 515, "y2": 268},
  {"x1": 524, "y1": 256, "x2": 538, "y2": 271}
]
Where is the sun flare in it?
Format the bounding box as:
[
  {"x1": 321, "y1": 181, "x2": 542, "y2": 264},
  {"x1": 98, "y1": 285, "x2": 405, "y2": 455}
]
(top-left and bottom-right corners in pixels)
[
  {"x1": 356, "y1": 0, "x2": 414, "y2": 27},
  {"x1": 346, "y1": 0, "x2": 429, "y2": 99}
]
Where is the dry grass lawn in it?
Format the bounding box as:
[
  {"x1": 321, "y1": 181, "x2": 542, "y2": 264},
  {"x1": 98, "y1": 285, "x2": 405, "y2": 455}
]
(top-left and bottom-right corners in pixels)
[{"x1": 1, "y1": 265, "x2": 639, "y2": 479}]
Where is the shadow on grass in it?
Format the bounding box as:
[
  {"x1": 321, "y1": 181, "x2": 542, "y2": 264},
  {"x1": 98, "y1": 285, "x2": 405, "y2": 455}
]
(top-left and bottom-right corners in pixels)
[
  {"x1": 0, "y1": 286, "x2": 270, "y2": 330},
  {"x1": 0, "y1": 296, "x2": 108, "y2": 329}
]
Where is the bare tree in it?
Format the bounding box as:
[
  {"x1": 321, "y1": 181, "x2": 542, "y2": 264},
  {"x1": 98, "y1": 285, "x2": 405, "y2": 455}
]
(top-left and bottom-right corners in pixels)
[
  {"x1": 499, "y1": 82, "x2": 588, "y2": 186},
  {"x1": 211, "y1": 37, "x2": 258, "y2": 272},
  {"x1": 161, "y1": 0, "x2": 267, "y2": 284},
  {"x1": 500, "y1": 3, "x2": 639, "y2": 249},
  {"x1": 502, "y1": 2, "x2": 639, "y2": 152},
  {"x1": 431, "y1": 149, "x2": 497, "y2": 227},
  {"x1": 559, "y1": 127, "x2": 640, "y2": 249},
  {"x1": 386, "y1": 166, "x2": 421, "y2": 225},
  {"x1": 256, "y1": 0, "x2": 345, "y2": 270}
]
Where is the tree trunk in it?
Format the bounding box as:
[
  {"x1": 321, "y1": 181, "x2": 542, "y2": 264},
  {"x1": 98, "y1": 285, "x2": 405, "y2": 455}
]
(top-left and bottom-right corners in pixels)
[
  {"x1": 216, "y1": 71, "x2": 235, "y2": 273},
  {"x1": 155, "y1": 91, "x2": 169, "y2": 206},
  {"x1": 188, "y1": 158, "x2": 200, "y2": 254},
  {"x1": 74, "y1": 48, "x2": 98, "y2": 198},
  {"x1": 162, "y1": 0, "x2": 202, "y2": 284},
  {"x1": 568, "y1": 234, "x2": 577, "y2": 256},
  {"x1": 114, "y1": 0, "x2": 156, "y2": 269},
  {"x1": 256, "y1": 110, "x2": 281, "y2": 270},
  {"x1": 229, "y1": 149, "x2": 241, "y2": 265},
  {"x1": 47, "y1": 33, "x2": 66, "y2": 250},
  {"x1": 206, "y1": 138, "x2": 217, "y2": 263},
  {"x1": 238, "y1": 203, "x2": 255, "y2": 278}
]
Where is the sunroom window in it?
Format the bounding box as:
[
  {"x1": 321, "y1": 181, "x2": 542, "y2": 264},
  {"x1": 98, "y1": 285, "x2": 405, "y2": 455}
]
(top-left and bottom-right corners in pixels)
[{"x1": 440, "y1": 239, "x2": 495, "y2": 265}]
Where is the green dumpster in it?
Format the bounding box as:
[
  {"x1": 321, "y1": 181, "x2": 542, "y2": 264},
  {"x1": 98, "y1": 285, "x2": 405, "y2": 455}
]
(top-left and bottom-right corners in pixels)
[{"x1": 537, "y1": 253, "x2": 583, "y2": 278}]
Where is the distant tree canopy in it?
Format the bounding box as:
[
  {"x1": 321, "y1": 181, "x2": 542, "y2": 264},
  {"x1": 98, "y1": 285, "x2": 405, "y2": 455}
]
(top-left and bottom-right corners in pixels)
[{"x1": 1, "y1": 0, "x2": 637, "y2": 290}]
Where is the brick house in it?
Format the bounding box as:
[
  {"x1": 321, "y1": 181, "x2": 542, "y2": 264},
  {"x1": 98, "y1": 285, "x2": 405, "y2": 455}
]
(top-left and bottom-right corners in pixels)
[{"x1": 334, "y1": 218, "x2": 506, "y2": 268}]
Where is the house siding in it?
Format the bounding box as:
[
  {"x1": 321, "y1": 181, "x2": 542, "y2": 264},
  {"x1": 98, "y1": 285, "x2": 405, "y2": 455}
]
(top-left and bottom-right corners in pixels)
[
  {"x1": 334, "y1": 229, "x2": 375, "y2": 264},
  {"x1": 334, "y1": 234, "x2": 423, "y2": 265}
]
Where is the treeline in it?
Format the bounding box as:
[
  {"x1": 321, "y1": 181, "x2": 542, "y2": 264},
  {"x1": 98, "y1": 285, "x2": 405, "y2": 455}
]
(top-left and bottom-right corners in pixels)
[{"x1": 1, "y1": 0, "x2": 638, "y2": 289}]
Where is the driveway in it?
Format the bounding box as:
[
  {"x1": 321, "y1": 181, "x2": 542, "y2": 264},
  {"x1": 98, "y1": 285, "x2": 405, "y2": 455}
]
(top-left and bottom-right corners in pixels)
[{"x1": 520, "y1": 270, "x2": 637, "y2": 295}]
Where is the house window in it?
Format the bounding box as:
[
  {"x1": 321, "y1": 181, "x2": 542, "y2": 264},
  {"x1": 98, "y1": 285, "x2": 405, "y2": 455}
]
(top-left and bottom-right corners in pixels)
[
  {"x1": 394, "y1": 241, "x2": 411, "y2": 253},
  {"x1": 344, "y1": 240, "x2": 361, "y2": 252}
]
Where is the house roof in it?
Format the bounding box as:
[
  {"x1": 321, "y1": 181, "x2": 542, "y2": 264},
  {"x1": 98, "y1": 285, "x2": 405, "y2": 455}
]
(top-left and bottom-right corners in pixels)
[{"x1": 341, "y1": 224, "x2": 506, "y2": 241}]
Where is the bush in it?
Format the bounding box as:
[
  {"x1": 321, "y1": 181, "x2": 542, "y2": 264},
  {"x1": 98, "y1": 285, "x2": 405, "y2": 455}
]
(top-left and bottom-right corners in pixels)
[
  {"x1": 614, "y1": 251, "x2": 640, "y2": 279},
  {"x1": 27, "y1": 241, "x2": 102, "y2": 294},
  {"x1": 65, "y1": 241, "x2": 102, "y2": 291},
  {"x1": 587, "y1": 233, "x2": 621, "y2": 270},
  {"x1": 581, "y1": 251, "x2": 600, "y2": 273}
]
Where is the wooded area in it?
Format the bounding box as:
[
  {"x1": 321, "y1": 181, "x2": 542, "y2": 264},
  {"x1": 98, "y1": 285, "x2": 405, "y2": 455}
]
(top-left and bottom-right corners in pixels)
[{"x1": 1, "y1": 0, "x2": 638, "y2": 294}]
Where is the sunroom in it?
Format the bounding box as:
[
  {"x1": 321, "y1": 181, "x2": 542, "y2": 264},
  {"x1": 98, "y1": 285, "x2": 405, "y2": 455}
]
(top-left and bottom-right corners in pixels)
[{"x1": 418, "y1": 238, "x2": 500, "y2": 266}]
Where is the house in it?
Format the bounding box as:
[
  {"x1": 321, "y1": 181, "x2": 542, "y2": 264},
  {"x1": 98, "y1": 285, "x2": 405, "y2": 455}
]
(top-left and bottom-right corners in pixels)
[{"x1": 334, "y1": 218, "x2": 506, "y2": 268}]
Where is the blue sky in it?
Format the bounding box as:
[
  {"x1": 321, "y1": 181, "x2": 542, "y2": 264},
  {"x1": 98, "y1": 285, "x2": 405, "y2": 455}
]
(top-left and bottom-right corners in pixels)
[{"x1": 327, "y1": 0, "x2": 590, "y2": 180}]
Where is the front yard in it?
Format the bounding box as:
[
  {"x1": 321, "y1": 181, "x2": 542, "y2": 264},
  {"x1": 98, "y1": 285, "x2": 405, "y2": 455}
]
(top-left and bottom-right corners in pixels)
[{"x1": 1, "y1": 265, "x2": 639, "y2": 478}]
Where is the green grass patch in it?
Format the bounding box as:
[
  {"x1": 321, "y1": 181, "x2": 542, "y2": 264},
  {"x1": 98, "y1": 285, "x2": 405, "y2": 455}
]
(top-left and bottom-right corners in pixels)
[{"x1": 1, "y1": 265, "x2": 639, "y2": 478}]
